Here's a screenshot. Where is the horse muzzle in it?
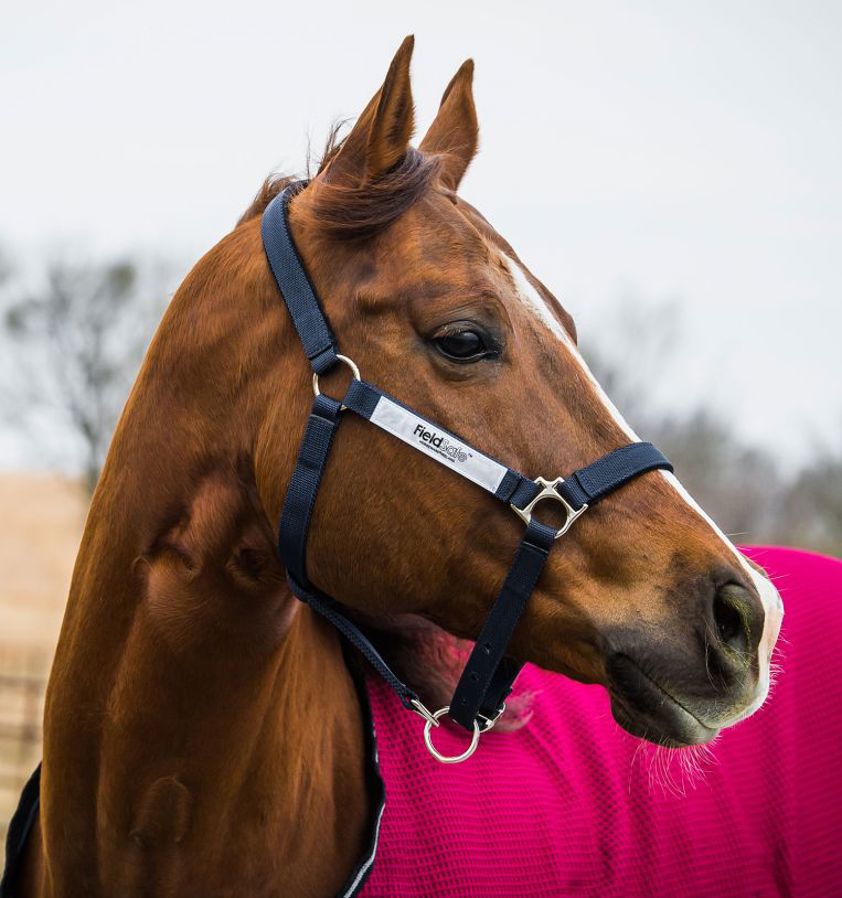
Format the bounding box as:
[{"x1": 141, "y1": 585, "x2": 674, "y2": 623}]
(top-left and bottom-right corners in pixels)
[{"x1": 605, "y1": 579, "x2": 780, "y2": 747}]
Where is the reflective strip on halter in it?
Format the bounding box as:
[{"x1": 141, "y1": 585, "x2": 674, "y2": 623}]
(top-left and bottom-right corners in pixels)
[
  {"x1": 369, "y1": 395, "x2": 509, "y2": 494},
  {"x1": 342, "y1": 379, "x2": 541, "y2": 508}
]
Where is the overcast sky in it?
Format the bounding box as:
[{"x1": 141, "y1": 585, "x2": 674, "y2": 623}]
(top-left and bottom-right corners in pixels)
[{"x1": 1, "y1": 0, "x2": 840, "y2": 469}]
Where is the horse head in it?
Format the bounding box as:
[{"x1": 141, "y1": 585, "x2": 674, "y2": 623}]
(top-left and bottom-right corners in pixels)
[{"x1": 242, "y1": 36, "x2": 783, "y2": 748}]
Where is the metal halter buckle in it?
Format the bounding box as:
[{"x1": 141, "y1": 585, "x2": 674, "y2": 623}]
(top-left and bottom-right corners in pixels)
[
  {"x1": 511, "y1": 476, "x2": 588, "y2": 540},
  {"x1": 312, "y1": 354, "x2": 360, "y2": 410}
]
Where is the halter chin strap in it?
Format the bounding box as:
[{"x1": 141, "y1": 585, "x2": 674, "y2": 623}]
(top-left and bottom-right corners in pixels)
[{"x1": 263, "y1": 182, "x2": 673, "y2": 762}]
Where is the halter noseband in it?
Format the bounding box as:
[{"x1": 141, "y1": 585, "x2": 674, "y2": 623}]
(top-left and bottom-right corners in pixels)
[{"x1": 262, "y1": 181, "x2": 673, "y2": 763}]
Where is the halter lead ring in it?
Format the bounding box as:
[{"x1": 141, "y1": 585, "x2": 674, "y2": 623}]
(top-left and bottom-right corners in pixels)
[
  {"x1": 262, "y1": 180, "x2": 674, "y2": 764},
  {"x1": 413, "y1": 698, "x2": 505, "y2": 763},
  {"x1": 423, "y1": 707, "x2": 482, "y2": 764}
]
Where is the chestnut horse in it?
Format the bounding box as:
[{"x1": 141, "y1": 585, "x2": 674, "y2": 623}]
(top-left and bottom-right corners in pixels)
[{"x1": 11, "y1": 37, "x2": 782, "y2": 898}]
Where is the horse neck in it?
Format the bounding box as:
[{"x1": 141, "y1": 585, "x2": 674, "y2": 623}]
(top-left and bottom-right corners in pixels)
[{"x1": 36, "y1": 220, "x2": 370, "y2": 897}]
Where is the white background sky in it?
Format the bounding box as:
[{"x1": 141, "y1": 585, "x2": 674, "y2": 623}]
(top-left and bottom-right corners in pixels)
[{"x1": 1, "y1": 0, "x2": 840, "y2": 469}]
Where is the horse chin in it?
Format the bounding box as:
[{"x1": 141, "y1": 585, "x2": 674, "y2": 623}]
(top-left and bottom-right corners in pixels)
[
  {"x1": 609, "y1": 696, "x2": 720, "y2": 748},
  {"x1": 607, "y1": 657, "x2": 721, "y2": 748}
]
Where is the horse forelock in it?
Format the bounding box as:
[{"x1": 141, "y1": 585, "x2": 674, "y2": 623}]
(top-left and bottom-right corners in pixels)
[{"x1": 238, "y1": 126, "x2": 439, "y2": 240}]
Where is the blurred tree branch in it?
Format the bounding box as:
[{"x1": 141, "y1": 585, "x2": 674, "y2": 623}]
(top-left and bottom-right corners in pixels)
[
  {"x1": 581, "y1": 297, "x2": 841, "y2": 556},
  {"x1": 2, "y1": 255, "x2": 167, "y2": 493},
  {"x1": 772, "y1": 445, "x2": 842, "y2": 556}
]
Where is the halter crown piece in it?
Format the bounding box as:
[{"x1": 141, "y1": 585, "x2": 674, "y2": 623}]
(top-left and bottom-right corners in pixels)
[{"x1": 262, "y1": 182, "x2": 673, "y2": 763}]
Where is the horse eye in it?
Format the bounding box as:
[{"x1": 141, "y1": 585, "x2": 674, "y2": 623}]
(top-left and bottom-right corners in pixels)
[{"x1": 433, "y1": 329, "x2": 493, "y2": 362}]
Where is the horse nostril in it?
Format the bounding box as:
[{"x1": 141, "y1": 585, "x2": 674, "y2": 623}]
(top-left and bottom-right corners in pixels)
[
  {"x1": 712, "y1": 584, "x2": 762, "y2": 658},
  {"x1": 714, "y1": 592, "x2": 744, "y2": 648}
]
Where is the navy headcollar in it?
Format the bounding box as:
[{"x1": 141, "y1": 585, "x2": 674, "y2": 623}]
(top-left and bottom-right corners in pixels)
[{"x1": 262, "y1": 182, "x2": 672, "y2": 763}]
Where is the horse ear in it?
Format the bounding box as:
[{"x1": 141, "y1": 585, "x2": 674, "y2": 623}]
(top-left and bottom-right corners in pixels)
[
  {"x1": 322, "y1": 35, "x2": 416, "y2": 186},
  {"x1": 419, "y1": 59, "x2": 478, "y2": 191}
]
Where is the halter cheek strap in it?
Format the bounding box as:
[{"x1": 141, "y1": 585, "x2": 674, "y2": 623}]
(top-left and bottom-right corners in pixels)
[{"x1": 262, "y1": 181, "x2": 673, "y2": 762}]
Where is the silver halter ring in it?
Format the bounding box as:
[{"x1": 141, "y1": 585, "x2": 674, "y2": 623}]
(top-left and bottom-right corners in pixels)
[
  {"x1": 422, "y1": 706, "x2": 484, "y2": 764},
  {"x1": 312, "y1": 354, "x2": 361, "y2": 410}
]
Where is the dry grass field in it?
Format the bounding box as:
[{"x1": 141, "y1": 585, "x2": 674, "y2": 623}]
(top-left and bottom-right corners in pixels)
[{"x1": 0, "y1": 472, "x2": 87, "y2": 861}]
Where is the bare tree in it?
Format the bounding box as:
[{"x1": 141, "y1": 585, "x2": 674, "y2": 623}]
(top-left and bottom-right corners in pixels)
[
  {"x1": 579, "y1": 296, "x2": 839, "y2": 555},
  {"x1": 2, "y1": 257, "x2": 167, "y2": 493},
  {"x1": 0, "y1": 248, "x2": 12, "y2": 288},
  {"x1": 579, "y1": 295, "x2": 684, "y2": 435},
  {"x1": 647, "y1": 409, "x2": 782, "y2": 543},
  {"x1": 773, "y1": 442, "x2": 842, "y2": 555}
]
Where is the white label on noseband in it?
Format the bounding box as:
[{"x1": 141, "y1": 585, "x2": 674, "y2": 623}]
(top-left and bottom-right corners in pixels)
[{"x1": 369, "y1": 396, "x2": 508, "y2": 495}]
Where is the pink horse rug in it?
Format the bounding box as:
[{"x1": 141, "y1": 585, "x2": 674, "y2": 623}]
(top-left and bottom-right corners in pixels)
[{"x1": 360, "y1": 546, "x2": 842, "y2": 898}]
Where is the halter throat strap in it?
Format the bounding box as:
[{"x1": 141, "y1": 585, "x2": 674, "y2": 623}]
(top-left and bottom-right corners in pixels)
[{"x1": 262, "y1": 181, "x2": 673, "y2": 760}]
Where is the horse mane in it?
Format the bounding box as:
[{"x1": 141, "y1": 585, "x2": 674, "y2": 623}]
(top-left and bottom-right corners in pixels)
[{"x1": 239, "y1": 124, "x2": 440, "y2": 239}]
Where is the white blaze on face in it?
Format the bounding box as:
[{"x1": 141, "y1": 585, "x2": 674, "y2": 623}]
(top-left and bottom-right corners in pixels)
[{"x1": 501, "y1": 253, "x2": 784, "y2": 723}]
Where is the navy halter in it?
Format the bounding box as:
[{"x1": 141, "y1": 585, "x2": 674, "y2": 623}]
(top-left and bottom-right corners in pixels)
[{"x1": 262, "y1": 181, "x2": 673, "y2": 763}]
